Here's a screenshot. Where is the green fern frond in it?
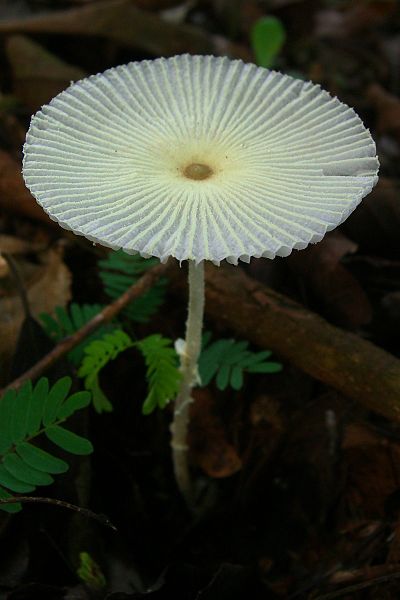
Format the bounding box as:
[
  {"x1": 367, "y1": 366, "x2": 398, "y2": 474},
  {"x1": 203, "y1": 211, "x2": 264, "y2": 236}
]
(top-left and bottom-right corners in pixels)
[
  {"x1": 39, "y1": 303, "x2": 116, "y2": 365},
  {"x1": 136, "y1": 335, "x2": 181, "y2": 415},
  {"x1": 78, "y1": 329, "x2": 134, "y2": 413},
  {"x1": 78, "y1": 329, "x2": 181, "y2": 416},
  {"x1": 0, "y1": 377, "x2": 92, "y2": 513},
  {"x1": 98, "y1": 251, "x2": 166, "y2": 323},
  {"x1": 199, "y1": 335, "x2": 282, "y2": 391}
]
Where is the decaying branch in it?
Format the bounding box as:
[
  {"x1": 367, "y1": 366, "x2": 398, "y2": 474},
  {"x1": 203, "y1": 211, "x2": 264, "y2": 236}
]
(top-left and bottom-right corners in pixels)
[
  {"x1": 0, "y1": 260, "x2": 170, "y2": 397},
  {"x1": 173, "y1": 262, "x2": 400, "y2": 423},
  {"x1": 0, "y1": 0, "x2": 251, "y2": 60}
]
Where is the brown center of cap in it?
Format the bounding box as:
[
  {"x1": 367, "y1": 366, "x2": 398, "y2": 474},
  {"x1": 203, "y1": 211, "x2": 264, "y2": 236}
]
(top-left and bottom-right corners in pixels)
[{"x1": 183, "y1": 163, "x2": 213, "y2": 181}]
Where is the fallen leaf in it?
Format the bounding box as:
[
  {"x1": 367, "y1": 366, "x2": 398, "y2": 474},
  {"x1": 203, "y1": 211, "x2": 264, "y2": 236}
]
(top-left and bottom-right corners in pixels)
[
  {"x1": 342, "y1": 423, "x2": 400, "y2": 520},
  {"x1": 0, "y1": 233, "x2": 45, "y2": 255},
  {"x1": 0, "y1": 252, "x2": 9, "y2": 277},
  {"x1": 0, "y1": 244, "x2": 71, "y2": 383},
  {"x1": 0, "y1": 150, "x2": 56, "y2": 226},
  {"x1": 316, "y1": 0, "x2": 396, "y2": 38},
  {"x1": 0, "y1": 98, "x2": 27, "y2": 156},
  {"x1": 0, "y1": 0, "x2": 250, "y2": 61},
  {"x1": 190, "y1": 388, "x2": 242, "y2": 478},
  {"x1": 6, "y1": 34, "x2": 86, "y2": 112}
]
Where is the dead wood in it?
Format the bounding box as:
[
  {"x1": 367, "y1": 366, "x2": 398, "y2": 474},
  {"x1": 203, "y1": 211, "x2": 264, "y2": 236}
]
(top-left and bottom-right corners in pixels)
[
  {"x1": 0, "y1": 0, "x2": 251, "y2": 60},
  {"x1": 174, "y1": 262, "x2": 400, "y2": 422}
]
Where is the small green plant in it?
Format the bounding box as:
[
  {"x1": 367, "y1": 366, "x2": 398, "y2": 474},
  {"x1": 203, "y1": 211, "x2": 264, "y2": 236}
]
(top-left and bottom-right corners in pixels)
[
  {"x1": 78, "y1": 329, "x2": 134, "y2": 413},
  {"x1": 0, "y1": 377, "x2": 92, "y2": 513},
  {"x1": 78, "y1": 330, "x2": 181, "y2": 416},
  {"x1": 40, "y1": 303, "x2": 115, "y2": 366},
  {"x1": 250, "y1": 16, "x2": 286, "y2": 68},
  {"x1": 77, "y1": 551, "x2": 106, "y2": 591},
  {"x1": 199, "y1": 333, "x2": 282, "y2": 391},
  {"x1": 137, "y1": 334, "x2": 182, "y2": 415},
  {"x1": 98, "y1": 250, "x2": 166, "y2": 323}
]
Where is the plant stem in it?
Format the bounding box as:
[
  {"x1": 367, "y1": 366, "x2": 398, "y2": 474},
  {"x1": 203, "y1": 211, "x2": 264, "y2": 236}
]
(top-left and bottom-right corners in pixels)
[{"x1": 171, "y1": 260, "x2": 205, "y2": 507}]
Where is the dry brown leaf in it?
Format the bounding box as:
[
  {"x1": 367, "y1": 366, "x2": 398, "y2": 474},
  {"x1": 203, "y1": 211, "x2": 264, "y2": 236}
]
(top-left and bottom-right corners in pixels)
[
  {"x1": 0, "y1": 100, "x2": 27, "y2": 156},
  {"x1": 0, "y1": 0, "x2": 250, "y2": 60},
  {"x1": 316, "y1": 0, "x2": 396, "y2": 38},
  {"x1": 6, "y1": 34, "x2": 86, "y2": 112},
  {"x1": 189, "y1": 388, "x2": 242, "y2": 479},
  {"x1": 0, "y1": 150, "x2": 56, "y2": 226},
  {"x1": 0, "y1": 253, "x2": 9, "y2": 278},
  {"x1": 287, "y1": 231, "x2": 372, "y2": 328},
  {"x1": 250, "y1": 395, "x2": 283, "y2": 430},
  {"x1": 0, "y1": 245, "x2": 71, "y2": 383},
  {"x1": 342, "y1": 423, "x2": 400, "y2": 519},
  {"x1": 0, "y1": 234, "x2": 45, "y2": 255}
]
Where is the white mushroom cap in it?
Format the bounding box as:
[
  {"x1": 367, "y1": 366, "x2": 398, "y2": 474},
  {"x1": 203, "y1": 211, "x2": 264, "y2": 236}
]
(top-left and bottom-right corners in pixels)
[{"x1": 23, "y1": 54, "x2": 379, "y2": 265}]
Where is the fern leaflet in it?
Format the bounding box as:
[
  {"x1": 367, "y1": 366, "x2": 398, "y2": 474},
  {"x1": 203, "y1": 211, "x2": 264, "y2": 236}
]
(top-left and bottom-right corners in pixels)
[
  {"x1": 136, "y1": 335, "x2": 182, "y2": 415},
  {"x1": 78, "y1": 330, "x2": 181, "y2": 416},
  {"x1": 40, "y1": 303, "x2": 116, "y2": 365},
  {"x1": 98, "y1": 250, "x2": 166, "y2": 323},
  {"x1": 199, "y1": 334, "x2": 282, "y2": 391},
  {"x1": 78, "y1": 329, "x2": 134, "y2": 413},
  {"x1": 0, "y1": 377, "x2": 92, "y2": 513}
]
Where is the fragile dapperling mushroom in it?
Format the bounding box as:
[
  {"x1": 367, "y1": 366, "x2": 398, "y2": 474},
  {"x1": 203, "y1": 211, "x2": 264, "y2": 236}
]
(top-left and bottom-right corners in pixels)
[{"x1": 23, "y1": 54, "x2": 379, "y2": 505}]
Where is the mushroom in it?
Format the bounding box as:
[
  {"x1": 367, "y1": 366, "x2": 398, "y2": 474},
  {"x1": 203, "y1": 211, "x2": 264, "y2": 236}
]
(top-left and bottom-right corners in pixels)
[{"x1": 22, "y1": 54, "x2": 379, "y2": 505}]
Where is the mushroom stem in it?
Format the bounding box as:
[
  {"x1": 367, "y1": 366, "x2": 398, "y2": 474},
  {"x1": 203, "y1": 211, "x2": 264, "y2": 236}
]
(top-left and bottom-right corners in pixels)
[{"x1": 171, "y1": 260, "x2": 205, "y2": 507}]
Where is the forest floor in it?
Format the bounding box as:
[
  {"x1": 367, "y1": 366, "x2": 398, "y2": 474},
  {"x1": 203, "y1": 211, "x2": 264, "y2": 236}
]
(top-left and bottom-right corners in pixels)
[{"x1": 0, "y1": 1, "x2": 400, "y2": 598}]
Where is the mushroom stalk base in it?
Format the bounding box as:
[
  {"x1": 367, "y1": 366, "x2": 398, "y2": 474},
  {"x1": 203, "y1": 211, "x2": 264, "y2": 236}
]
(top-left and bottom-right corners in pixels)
[{"x1": 171, "y1": 260, "x2": 205, "y2": 507}]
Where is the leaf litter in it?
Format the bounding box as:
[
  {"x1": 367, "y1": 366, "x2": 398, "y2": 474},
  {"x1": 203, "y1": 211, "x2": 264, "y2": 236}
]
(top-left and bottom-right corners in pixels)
[{"x1": 0, "y1": 1, "x2": 400, "y2": 598}]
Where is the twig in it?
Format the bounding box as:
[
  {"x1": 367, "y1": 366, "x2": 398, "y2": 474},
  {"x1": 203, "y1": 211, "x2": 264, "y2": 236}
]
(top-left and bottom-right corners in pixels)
[
  {"x1": 0, "y1": 260, "x2": 170, "y2": 397},
  {"x1": 0, "y1": 496, "x2": 117, "y2": 530}
]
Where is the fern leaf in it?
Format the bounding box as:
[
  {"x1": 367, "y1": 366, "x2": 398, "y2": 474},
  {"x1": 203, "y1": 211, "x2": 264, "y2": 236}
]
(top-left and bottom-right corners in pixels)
[
  {"x1": 3, "y1": 454, "x2": 54, "y2": 486},
  {"x1": 230, "y1": 365, "x2": 243, "y2": 391},
  {"x1": 239, "y1": 350, "x2": 272, "y2": 367},
  {"x1": 0, "y1": 389, "x2": 15, "y2": 454},
  {"x1": 78, "y1": 329, "x2": 134, "y2": 413},
  {"x1": 16, "y1": 442, "x2": 68, "y2": 474},
  {"x1": 0, "y1": 464, "x2": 35, "y2": 493},
  {"x1": 198, "y1": 339, "x2": 228, "y2": 386},
  {"x1": 199, "y1": 335, "x2": 283, "y2": 391},
  {"x1": 57, "y1": 391, "x2": 93, "y2": 420},
  {"x1": 39, "y1": 303, "x2": 116, "y2": 365},
  {"x1": 98, "y1": 250, "x2": 166, "y2": 323},
  {"x1": 246, "y1": 362, "x2": 282, "y2": 374},
  {"x1": 43, "y1": 376, "x2": 72, "y2": 426},
  {"x1": 45, "y1": 426, "x2": 93, "y2": 455},
  {"x1": 136, "y1": 334, "x2": 181, "y2": 415},
  {"x1": 26, "y1": 377, "x2": 48, "y2": 436},
  {"x1": 216, "y1": 363, "x2": 230, "y2": 391},
  {"x1": 10, "y1": 381, "x2": 31, "y2": 444},
  {"x1": 0, "y1": 377, "x2": 92, "y2": 512}
]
